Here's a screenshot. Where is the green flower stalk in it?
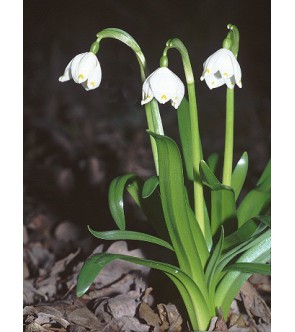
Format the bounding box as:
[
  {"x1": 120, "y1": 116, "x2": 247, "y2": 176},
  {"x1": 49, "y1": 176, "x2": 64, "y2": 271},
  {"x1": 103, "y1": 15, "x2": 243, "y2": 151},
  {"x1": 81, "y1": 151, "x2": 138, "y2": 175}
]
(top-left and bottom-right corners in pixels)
[
  {"x1": 222, "y1": 24, "x2": 241, "y2": 186},
  {"x1": 162, "y1": 39, "x2": 205, "y2": 235}
]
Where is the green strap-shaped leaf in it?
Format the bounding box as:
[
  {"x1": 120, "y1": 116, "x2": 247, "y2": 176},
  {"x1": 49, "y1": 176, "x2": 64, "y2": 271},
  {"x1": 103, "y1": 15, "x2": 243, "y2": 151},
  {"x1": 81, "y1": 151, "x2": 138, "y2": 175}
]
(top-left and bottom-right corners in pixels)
[
  {"x1": 177, "y1": 97, "x2": 193, "y2": 181},
  {"x1": 253, "y1": 215, "x2": 270, "y2": 227},
  {"x1": 219, "y1": 228, "x2": 270, "y2": 275},
  {"x1": 108, "y1": 174, "x2": 169, "y2": 241},
  {"x1": 237, "y1": 160, "x2": 271, "y2": 227},
  {"x1": 200, "y1": 160, "x2": 237, "y2": 237},
  {"x1": 224, "y1": 262, "x2": 271, "y2": 275},
  {"x1": 148, "y1": 131, "x2": 209, "y2": 297},
  {"x1": 177, "y1": 99, "x2": 212, "y2": 248},
  {"x1": 108, "y1": 174, "x2": 137, "y2": 230},
  {"x1": 206, "y1": 222, "x2": 270, "y2": 312},
  {"x1": 87, "y1": 226, "x2": 174, "y2": 251},
  {"x1": 207, "y1": 153, "x2": 219, "y2": 174},
  {"x1": 257, "y1": 160, "x2": 271, "y2": 186},
  {"x1": 215, "y1": 229, "x2": 271, "y2": 317},
  {"x1": 76, "y1": 252, "x2": 212, "y2": 331},
  {"x1": 205, "y1": 228, "x2": 224, "y2": 282},
  {"x1": 203, "y1": 199, "x2": 213, "y2": 251},
  {"x1": 205, "y1": 228, "x2": 224, "y2": 311},
  {"x1": 142, "y1": 175, "x2": 159, "y2": 198},
  {"x1": 200, "y1": 160, "x2": 222, "y2": 190},
  {"x1": 126, "y1": 176, "x2": 170, "y2": 242},
  {"x1": 223, "y1": 216, "x2": 268, "y2": 251},
  {"x1": 222, "y1": 215, "x2": 270, "y2": 252},
  {"x1": 231, "y1": 152, "x2": 248, "y2": 201}
]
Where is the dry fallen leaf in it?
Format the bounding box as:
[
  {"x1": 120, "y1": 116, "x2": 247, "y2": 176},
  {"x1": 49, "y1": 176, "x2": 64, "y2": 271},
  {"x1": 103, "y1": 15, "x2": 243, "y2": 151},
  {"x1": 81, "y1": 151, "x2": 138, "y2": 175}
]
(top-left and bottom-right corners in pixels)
[
  {"x1": 68, "y1": 306, "x2": 103, "y2": 330},
  {"x1": 240, "y1": 281, "x2": 271, "y2": 326},
  {"x1": 138, "y1": 301, "x2": 162, "y2": 328}
]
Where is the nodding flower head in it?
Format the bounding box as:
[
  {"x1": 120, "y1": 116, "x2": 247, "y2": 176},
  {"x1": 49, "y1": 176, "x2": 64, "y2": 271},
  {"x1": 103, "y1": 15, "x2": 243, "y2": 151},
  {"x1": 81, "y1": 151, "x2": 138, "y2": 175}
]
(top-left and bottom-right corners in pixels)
[
  {"x1": 200, "y1": 48, "x2": 242, "y2": 90},
  {"x1": 59, "y1": 52, "x2": 102, "y2": 91},
  {"x1": 141, "y1": 67, "x2": 185, "y2": 109}
]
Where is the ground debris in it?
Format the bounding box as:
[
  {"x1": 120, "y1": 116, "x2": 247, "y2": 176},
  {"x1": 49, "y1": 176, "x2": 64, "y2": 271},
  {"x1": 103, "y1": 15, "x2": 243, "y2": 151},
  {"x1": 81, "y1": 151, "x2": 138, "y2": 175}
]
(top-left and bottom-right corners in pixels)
[
  {"x1": 205, "y1": 278, "x2": 271, "y2": 332},
  {"x1": 23, "y1": 287, "x2": 182, "y2": 332},
  {"x1": 138, "y1": 300, "x2": 183, "y2": 331},
  {"x1": 239, "y1": 281, "x2": 271, "y2": 332}
]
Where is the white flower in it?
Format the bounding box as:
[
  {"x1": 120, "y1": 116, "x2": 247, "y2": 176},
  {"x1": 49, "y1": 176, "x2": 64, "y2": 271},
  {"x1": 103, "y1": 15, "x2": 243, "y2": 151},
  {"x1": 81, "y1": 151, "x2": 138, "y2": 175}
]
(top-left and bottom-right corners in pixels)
[
  {"x1": 200, "y1": 48, "x2": 242, "y2": 89},
  {"x1": 59, "y1": 52, "x2": 102, "y2": 91},
  {"x1": 141, "y1": 67, "x2": 185, "y2": 109}
]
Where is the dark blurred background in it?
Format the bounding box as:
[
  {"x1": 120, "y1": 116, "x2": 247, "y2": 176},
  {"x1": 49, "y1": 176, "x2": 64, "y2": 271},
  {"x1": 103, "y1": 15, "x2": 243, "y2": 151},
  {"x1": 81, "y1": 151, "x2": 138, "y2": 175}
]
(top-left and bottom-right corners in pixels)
[{"x1": 24, "y1": 0, "x2": 270, "y2": 235}]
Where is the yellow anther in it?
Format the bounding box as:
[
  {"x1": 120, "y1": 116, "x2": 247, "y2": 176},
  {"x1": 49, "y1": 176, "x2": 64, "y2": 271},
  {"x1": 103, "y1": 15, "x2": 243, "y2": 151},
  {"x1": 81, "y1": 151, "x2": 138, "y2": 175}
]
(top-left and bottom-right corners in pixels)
[
  {"x1": 223, "y1": 72, "x2": 228, "y2": 77},
  {"x1": 78, "y1": 74, "x2": 84, "y2": 80},
  {"x1": 161, "y1": 94, "x2": 167, "y2": 100},
  {"x1": 205, "y1": 68, "x2": 210, "y2": 74}
]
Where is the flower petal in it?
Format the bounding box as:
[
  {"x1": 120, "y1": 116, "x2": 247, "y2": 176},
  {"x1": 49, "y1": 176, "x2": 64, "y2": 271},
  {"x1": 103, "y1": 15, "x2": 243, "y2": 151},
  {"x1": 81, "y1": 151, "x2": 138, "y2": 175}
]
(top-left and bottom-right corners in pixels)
[
  {"x1": 149, "y1": 68, "x2": 174, "y2": 104},
  {"x1": 201, "y1": 49, "x2": 226, "y2": 79},
  {"x1": 59, "y1": 58, "x2": 74, "y2": 82},
  {"x1": 225, "y1": 77, "x2": 235, "y2": 89},
  {"x1": 171, "y1": 80, "x2": 185, "y2": 109},
  {"x1": 84, "y1": 62, "x2": 102, "y2": 91},
  {"x1": 232, "y1": 58, "x2": 242, "y2": 88},
  {"x1": 141, "y1": 80, "x2": 153, "y2": 105},
  {"x1": 71, "y1": 53, "x2": 95, "y2": 83}
]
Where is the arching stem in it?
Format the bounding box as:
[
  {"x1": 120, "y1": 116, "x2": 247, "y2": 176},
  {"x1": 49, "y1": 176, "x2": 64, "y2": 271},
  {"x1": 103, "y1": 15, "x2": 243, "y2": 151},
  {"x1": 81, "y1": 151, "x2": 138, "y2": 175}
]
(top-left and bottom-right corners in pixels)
[
  {"x1": 163, "y1": 39, "x2": 205, "y2": 236},
  {"x1": 91, "y1": 28, "x2": 164, "y2": 175}
]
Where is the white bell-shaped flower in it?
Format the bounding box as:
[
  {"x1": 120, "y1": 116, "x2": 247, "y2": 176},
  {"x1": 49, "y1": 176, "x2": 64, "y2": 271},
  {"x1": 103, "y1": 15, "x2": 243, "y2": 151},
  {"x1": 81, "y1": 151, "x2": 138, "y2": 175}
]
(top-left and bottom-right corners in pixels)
[
  {"x1": 200, "y1": 48, "x2": 242, "y2": 90},
  {"x1": 141, "y1": 67, "x2": 185, "y2": 109},
  {"x1": 59, "y1": 52, "x2": 102, "y2": 91}
]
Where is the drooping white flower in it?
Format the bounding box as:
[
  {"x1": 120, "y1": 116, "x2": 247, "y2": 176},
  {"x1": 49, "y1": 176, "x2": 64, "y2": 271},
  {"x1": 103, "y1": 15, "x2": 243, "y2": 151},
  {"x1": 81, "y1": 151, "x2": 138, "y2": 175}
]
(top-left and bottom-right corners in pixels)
[
  {"x1": 200, "y1": 48, "x2": 242, "y2": 90},
  {"x1": 141, "y1": 67, "x2": 185, "y2": 109},
  {"x1": 59, "y1": 52, "x2": 102, "y2": 91}
]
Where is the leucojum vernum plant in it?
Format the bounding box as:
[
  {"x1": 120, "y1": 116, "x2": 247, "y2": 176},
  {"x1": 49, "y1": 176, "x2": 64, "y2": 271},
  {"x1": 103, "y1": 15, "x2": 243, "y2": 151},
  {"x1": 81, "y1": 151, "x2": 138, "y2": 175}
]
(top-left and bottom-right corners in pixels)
[{"x1": 59, "y1": 25, "x2": 271, "y2": 331}]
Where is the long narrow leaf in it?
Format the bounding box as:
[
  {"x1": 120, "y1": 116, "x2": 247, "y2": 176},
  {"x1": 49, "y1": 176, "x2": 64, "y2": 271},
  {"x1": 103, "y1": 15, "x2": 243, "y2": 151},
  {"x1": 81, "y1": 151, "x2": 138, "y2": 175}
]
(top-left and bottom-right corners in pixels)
[
  {"x1": 237, "y1": 160, "x2": 270, "y2": 227},
  {"x1": 148, "y1": 131, "x2": 209, "y2": 297},
  {"x1": 205, "y1": 228, "x2": 224, "y2": 282},
  {"x1": 231, "y1": 152, "x2": 248, "y2": 201},
  {"x1": 257, "y1": 160, "x2": 271, "y2": 186},
  {"x1": 126, "y1": 177, "x2": 170, "y2": 242},
  {"x1": 215, "y1": 230, "x2": 271, "y2": 317},
  {"x1": 254, "y1": 215, "x2": 271, "y2": 227},
  {"x1": 223, "y1": 216, "x2": 267, "y2": 250},
  {"x1": 209, "y1": 228, "x2": 270, "y2": 310},
  {"x1": 224, "y1": 262, "x2": 271, "y2": 275},
  {"x1": 177, "y1": 97, "x2": 193, "y2": 181},
  {"x1": 142, "y1": 175, "x2": 159, "y2": 198},
  {"x1": 200, "y1": 160, "x2": 237, "y2": 237},
  {"x1": 205, "y1": 228, "x2": 224, "y2": 312},
  {"x1": 207, "y1": 153, "x2": 219, "y2": 174},
  {"x1": 108, "y1": 174, "x2": 166, "y2": 237},
  {"x1": 108, "y1": 174, "x2": 137, "y2": 230},
  {"x1": 87, "y1": 226, "x2": 174, "y2": 251},
  {"x1": 200, "y1": 160, "x2": 222, "y2": 190}
]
